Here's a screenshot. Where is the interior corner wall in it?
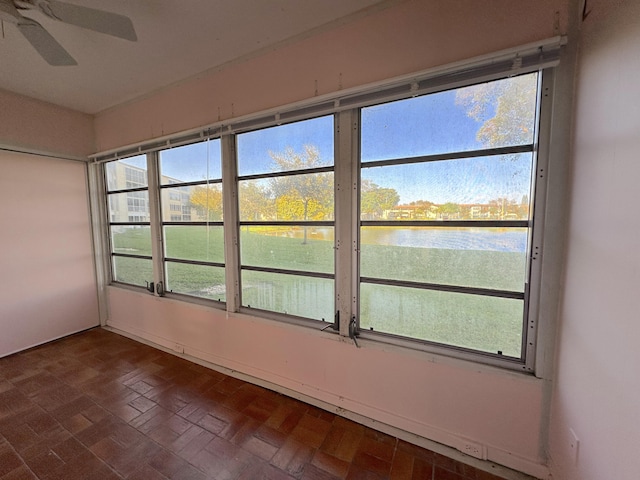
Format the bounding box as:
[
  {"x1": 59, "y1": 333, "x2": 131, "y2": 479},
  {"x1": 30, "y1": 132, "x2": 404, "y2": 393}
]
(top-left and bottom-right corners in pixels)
[
  {"x1": 0, "y1": 151, "x2": 99, "y2": 357},
  {"x1": 0, "y1": 89, "x2": 94, "y2": 158},
  {"x1": 549, "y1": 1, "x2": 640, "y2": 479}
]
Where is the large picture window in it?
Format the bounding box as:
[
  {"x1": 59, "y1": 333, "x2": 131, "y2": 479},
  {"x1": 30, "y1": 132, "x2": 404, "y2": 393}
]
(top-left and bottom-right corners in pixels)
[
  {"x1": 236, "y1": 116, "x2": 335, "y2": 321},
  {"x1": 95, "y1": 45, "x2": 558, "y2": 371},
  {"x1": 358, "y1": 73, "x2": 539, "y2": 359}
]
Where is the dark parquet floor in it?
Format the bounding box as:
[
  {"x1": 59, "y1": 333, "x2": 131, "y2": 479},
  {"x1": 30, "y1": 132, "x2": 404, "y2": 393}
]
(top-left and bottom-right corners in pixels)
[{"x1": 0, "y1": 328, "x2": 508, "y2": 480}]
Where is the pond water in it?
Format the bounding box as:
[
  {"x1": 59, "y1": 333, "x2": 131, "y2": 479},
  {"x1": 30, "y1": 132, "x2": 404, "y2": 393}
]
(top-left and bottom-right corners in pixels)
[
  {"x1": 361, "y1": 227, "x2": 527, "y2": 253},
  {"x1": 287, "y1": 226, "x2": 528, "y2": 253}
]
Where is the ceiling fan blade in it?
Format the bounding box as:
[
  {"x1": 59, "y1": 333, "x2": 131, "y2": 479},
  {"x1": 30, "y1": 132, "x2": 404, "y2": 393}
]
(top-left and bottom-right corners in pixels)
[
  {"x1": 45, "y1": 1, "x2": 137, "y2": 41},
  {"x1": 17, "y1": 19, "x2": 76, "y2": 65}
]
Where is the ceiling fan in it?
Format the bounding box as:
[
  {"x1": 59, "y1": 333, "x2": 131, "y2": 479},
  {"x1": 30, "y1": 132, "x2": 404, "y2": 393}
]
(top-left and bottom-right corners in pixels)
[{"x1": 0, "y1": 0, "x2": 136, "y2": 66}]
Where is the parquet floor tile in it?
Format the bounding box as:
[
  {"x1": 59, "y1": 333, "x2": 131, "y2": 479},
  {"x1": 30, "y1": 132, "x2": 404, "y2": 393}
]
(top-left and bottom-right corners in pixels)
[{"x1": 0, "y1": 329, "x2": 510, "y2": 480}]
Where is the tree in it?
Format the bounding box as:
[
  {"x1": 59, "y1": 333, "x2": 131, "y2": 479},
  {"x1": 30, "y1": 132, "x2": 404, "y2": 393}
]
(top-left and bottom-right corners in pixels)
[
  {"x1": 438, "y1": 202, "x2": 460, "y2": 219},
  {"x1": 488, "y1": 197, "x2": 517, "y2": 219},
  {"x1": 455, "y1": 74, "x2": 537, "y2": 148},
  {"x1": 455, "y1": 74, "x2": 537, "y2": 213},
  {"x1": 189, "y1": 185, "x2": 223, "y2": 221},
  {"x1": 361, "y1": 180, "x2": 400, "y2": 219},
  {"x1": 409, "y1": 199, "x2": 435, "y2": 219},
  {"x1": 239, "y1": 181, "x2": 273, "y2": 221},
  {"x1": 275, "y1": 194, "x2": 328, "y2": 221},
  {"x1": 269, "y1": 145, "x2": 333, "y2": 243}
]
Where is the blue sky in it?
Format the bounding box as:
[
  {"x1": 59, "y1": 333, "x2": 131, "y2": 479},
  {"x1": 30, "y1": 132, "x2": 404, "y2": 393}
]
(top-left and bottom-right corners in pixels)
[
  {"x1": 237, "y1": 115, "x2": 334, "y2": 176},
  {"x1": 121, "y1": 79, "x2": 535, "y2": 205},
  {"x1": 159, "y1": 140, "x2": 222, "y2": 182},
  {"x1": 360, "y1": 89, "x2": 531, "y2": 204}
]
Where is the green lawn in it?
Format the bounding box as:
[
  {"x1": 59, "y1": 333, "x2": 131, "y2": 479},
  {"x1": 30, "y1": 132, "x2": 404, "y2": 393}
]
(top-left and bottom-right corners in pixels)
[{"x1": 112, "y1": 226, "x2": 525, "y2": 357}]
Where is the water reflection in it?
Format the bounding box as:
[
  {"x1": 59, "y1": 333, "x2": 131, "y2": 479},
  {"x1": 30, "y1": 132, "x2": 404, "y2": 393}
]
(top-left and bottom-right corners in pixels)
[
  {"x1": 249, "y1": 226, "x2": 526, "y2": 253},
  {"x1": 361, "y1": 227, "x2": 526, "y2": 253}
]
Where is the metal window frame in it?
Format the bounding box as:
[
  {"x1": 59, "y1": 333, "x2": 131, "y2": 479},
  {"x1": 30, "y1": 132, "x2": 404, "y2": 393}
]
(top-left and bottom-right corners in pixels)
[
  {"x1": 93, "y1": 37, "x2": 562, "y2": 373},
  {"x1": 234, "y1": 115, "x2": 338, "y2": 321},
  {"x1": 103, "y1": 155, "x2": 154, "y2": 289},
  {"x1": 155, "y1": 139, "x2": 227, "y2": 305},
  {"x1": 352, "y1": 71, "x2": 551, "y2": 372},
  {"x1": 528, "y1": 68, "x2": 555, "y2": 375}
]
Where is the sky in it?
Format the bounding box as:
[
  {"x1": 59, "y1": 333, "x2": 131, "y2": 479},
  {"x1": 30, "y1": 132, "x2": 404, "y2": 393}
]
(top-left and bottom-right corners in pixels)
[{"x1": 118, "y1": 76, "x2": 537, "y2": 205}]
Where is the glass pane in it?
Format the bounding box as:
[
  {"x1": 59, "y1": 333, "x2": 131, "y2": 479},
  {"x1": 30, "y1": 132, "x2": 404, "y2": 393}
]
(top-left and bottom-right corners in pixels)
[
  {"x1": 360, "y1": 154, "x2": 532, "y2": 221},
  {"x1": 105, "y1": 155, "x2": 147, "y2": 191},
  {"x1": 159, "y1": 140, "x2": 222, "y2": 184},
  {"x1": 108, "y1": 191, "x2": 150, "y2": 223},
  {"x1": 240, "y1": 226, "x2": 333, "y2": 274},
  {"x1": 238, "y1": 179, "x2": 275, "y2": 221},
  {"x1": 360, "y1": 227, "x2": 527, "y2": 291},
  {"x1": 242, "y1": 270, "x2": 333, "y2": 321},
  {"x1": 237, "y1": 116, "x2": 334, "y2": 176},
  {"x1": 165, "y1": 262, "x2": 226, "y2": 301},
  {"x1": 161, "y1": 185, "x2": 222, "y2": 222},
  {"x1": 360, "y1": 284, "x2": 523, "y2": 357},
  {"x1": 238, "y1": 173, "x2": 334, "y2": 222},
  {"x1": 112, "y1": 256, "x2": 153, "y2": 287},
  {"x1": 111, "y1": 225, "x2": 152, "y2": 256},
  {"x1": 361, "y1": 73, "x2": 538, "y2": 162},
  {"x1": 164, "y1": 225, "x2": 224, "y2": 263}
]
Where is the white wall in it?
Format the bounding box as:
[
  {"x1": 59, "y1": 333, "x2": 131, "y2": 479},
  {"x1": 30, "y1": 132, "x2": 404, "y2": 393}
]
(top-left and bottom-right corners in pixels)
[
  {"x1": 0, "y1": 88, "x2": 94, "y2": 157},
  {"x1": 0, "y1": 86, "x2": 97, "y2": 356},
  {"x1": 0, "y1": 151, "x2": 99, "y2": 357},
  {"x1": 549, "y1": 1, "x2": 640, "y2": 479}
]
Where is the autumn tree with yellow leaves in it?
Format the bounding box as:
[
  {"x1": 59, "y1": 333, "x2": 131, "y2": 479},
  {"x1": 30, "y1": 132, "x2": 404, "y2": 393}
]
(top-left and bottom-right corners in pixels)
[
  {"x1": 189, "y1": 185, "x2": 223, "y2": 221},
  {"x1": 269, "y1": 145, "x2": 333, "y2": 243}
]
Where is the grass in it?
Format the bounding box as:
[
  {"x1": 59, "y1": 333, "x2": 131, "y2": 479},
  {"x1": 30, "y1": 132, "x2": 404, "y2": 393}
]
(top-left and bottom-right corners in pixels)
[
  {"x1": 112, "y1": 226, "x2": 525, "y2": 356},
  {"x1": 361, "y1": 242, "x2": 525, "y2": 291},
  {"x1": 360, "y1": 284, "x2": 522, "y2": 356},
  {"x1": 113, "y1": 256, "x2": 154, "y2": 287}
]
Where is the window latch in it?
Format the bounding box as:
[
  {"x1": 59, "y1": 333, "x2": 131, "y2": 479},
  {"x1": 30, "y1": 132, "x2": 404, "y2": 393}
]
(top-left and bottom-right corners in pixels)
[
  {"x1": 156, "y1": 281, "x2": 164, "y2": 296},
  {"x1": 145, "y1": 281, "x2": 154, "y2": 294},
  {"x1": 349, "y1": 316, "x2": 359, "y2": 348},
  {"x1": 321, "y1": 311, "x2": 340, "y2": 332}
]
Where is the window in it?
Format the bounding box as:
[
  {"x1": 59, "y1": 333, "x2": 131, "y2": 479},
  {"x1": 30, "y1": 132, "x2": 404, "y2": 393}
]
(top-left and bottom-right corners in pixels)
[
  {"x1": 358, "y1": 73, "x2": 539, "y2": 360},
  {"x1": 236, "y1": 116, "x2": 335, "y2": 321},
  {"x1": 95, "y1": 40, "x2": 559, "y2": 371},
  {"x1": 105, "y1": 155, "x2": 153, "y2": 287},
  {"x1": 159, "y1": 140, "x2": 226, "y2": 301},
  {"x1": 125, "y1": 166, "x2": 146, "y2": 188}
]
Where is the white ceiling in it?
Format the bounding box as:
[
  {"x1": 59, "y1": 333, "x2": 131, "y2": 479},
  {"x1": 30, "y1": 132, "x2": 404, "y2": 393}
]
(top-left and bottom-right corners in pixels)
[{"x1": 0, "y1": 0, "x2": 389, "y2": 114}]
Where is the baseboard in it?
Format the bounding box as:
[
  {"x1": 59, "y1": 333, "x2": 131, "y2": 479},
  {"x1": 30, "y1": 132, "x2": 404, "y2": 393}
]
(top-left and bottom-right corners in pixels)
[{"x1": 0, "y1": 324, "x2": 99, "y2": 359}]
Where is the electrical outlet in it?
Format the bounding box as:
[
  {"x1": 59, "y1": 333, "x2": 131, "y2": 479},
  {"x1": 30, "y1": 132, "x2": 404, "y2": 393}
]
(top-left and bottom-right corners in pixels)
[
  {"x1": 569, "y1": 428, "x2": 579, "y2": 464},
  {"x1": 460, "y1": 440, "x2": 486, "y2": 460},
  {"x1": 173, "y1": 343, "x2": 184, "y2": 354}
]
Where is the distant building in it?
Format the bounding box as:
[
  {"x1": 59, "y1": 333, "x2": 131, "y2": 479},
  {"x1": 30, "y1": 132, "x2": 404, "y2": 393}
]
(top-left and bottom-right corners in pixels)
[{"x1": 107, "y1": 162, "x2": 200, "y2": 223}]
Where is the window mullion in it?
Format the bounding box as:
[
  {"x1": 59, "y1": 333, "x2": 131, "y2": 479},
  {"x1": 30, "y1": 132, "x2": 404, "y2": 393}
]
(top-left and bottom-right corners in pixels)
[
  {"x1": 221, "y1": 134, "x2": 240, "y2": 312},
  {"x1": 88, "y1": 162, "x2": 111, "y2": 324},
  {"x1": 147, "y1": 151, "x2": 165, "y2": 295},
  {"x1": 335, "y1": 110, "x2": 358, "y2": 337}
]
